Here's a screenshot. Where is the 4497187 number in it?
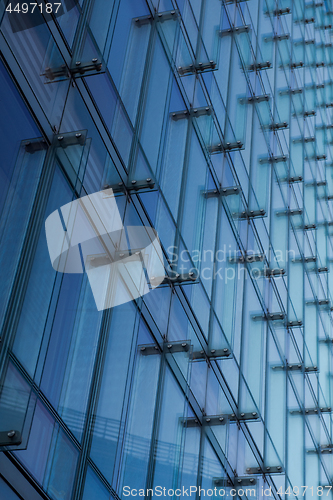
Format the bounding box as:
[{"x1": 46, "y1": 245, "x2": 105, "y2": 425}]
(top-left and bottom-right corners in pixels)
[
  {"x1": 277, "y1": 486, "x2": 333, "y2": 496},
  {"x1": 6, "y1": 3, "x2": 62, "y2": 13}
]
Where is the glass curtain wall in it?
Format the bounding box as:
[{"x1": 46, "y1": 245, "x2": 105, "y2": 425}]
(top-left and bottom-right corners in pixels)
[{"x1": 1, "y1": 0, "x2": 333, "y2": 498}]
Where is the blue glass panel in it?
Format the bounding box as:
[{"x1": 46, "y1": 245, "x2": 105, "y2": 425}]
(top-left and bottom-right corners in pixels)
[
  {"x1": 60, "y1": 86, "x2": 123, "y2": 192},
  {"x1": 159, "y1": 114, "x2": 188, "y2": 221},
  {"x1": 119, "y1": 346, "x2": 161, "y2": 492},
  {"x1": 180, "y1": 423, "x2": 200, "y2": 491},
  {"x1": 87, "y1": 74, "x2": 133, "y2": 167},
  {"x1": 82, "y1": 466, "x2": 110, "y2": 500},
  {"x1": 152, "y1": 367, "x2": 186, "y2": 488},
  {"x1": 89, "y1": 301, "x2": 138, "y2": 483},
  {"x1": 0, "y1": 477, "x2": 20, "y2": 500},
  {"x1": 57, "y1": 3, "x2": 81, "y2": 46},
  {"x1": 181, "y1": 128, "x2": 207, "y2": 255},
  {"x1": 14, "y1": 400, "x2": 78, "y2": 499},
  {"x1": 201, "y1": 438, "x2": 225, "y2": 493},
  {"x1": 0, "y1": 140, "x2": 46, "y2": 330},
  {"x1": 1, "y1": 16, "x2": 70, "y2": 127},
  {"x1": 140, "y1": 38, "x2": 171, "y2": 174},
  {"x1": 0, "y1": 59, "x2": 39, "y2": 212},
  {"x1": 13, "y1": 167, "x2": 74, "y2": 377},
  {"x1": 44, "y1": 423, "x2": 79, "y2": 500},
  {"x1": 0, "y1": 361, "x2": 31, "y2": 439}
]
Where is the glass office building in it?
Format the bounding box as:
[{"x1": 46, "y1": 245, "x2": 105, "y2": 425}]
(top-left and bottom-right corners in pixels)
[{"x1": 1, "y1": 0, "x2": 333, "y2": 498}]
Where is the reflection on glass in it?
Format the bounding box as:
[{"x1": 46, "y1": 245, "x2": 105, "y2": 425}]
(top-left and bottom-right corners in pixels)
[{"x1": 45, "y1": 188, "x2": 165, "y2": 310}]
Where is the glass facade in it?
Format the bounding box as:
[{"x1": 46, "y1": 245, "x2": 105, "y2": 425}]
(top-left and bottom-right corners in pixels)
[{"x1": 1, "y1": 0, "x2": 333, "y2": 499}]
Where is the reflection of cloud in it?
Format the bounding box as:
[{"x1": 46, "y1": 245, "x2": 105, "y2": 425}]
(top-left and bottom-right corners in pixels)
[{"x1": 45, "y1": 188, "x2": 165, "y2": 310}]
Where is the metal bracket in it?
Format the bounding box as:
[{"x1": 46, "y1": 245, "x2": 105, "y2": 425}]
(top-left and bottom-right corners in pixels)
[
  {"x1": 24, "y1": 138, "x2": 48, "y2": 153},
  {"x1": 297, "y1": 256, "x2": 316, "y2": 263},
  {"x1": 233, "y1": 209, "x2": 266, "y2": 219},
  {"x1": 182, "y1": 412, "x2": 259, "y2": 427},
  {"x1": 214, "y1": 477, "x2": 257, "y2": 487},
  {"x1": 246, "y1": 465, "x2": 283, "y2": 474},
  {"x1": 320, "y1": 444, "x2": 333, "y2": 451},
  {"x1": 306, "y1": 299, "x2": 330, "y2": 306},
  {"x1": 163, "y1": 341, "x2": 191, "y2": 354},
  {"x1": 287, "y1": 320, "x2": 303, "y2": 327},
  {"x1": 273, "y1": 33, "x2": 290, "y2": 41},
  {"x1": 0, "y1": 430, "x2": 22, "y2": 447},
  {"x1": 88, "y1": 248, "x2": 147, "y2": 268},
  {"x1": 304, "y1": 366, "x2": 318, "y2": 372},
  {"x1": 134, "y1": 14, "x2": 153, "y2": 25},
  {"x1": 53, "y1": 131, "x2": 87, "y2": 148},
  {"x1": 291, "y1": 256, "x2": 317, "y2": 263},
  {"x1": 155, "y1": 10, "x2": 179, "y2": 22},
  {"x1": 208, "y1": 141, "x2": 243, "y2": 153},
  {"x1": 229, "y1": 253, "x2": 265, "y2": 264},
  {"x1": 139, "y1": 344, "x2": 161, "y2": 355},
  {"x1": 304, "y1": 224, "x2": 316, "y2": 230},
  {"x1": 204, "y1": 186, "x2": 240, "y2": 198},
  {"x1": 224, "y1": 0, "x2": 250, "y2": 3},
  {"x1": 42, "y1": 58, "x2": 104, "y2": 82},
  {"x1": 307, "y1": 450, "x2": 331, "y2": 454},
  {"x1": 272, "y1": 363, "x2": 303, "y2": 371},
  {"x1": 247, "y1": 95, "x2": 270, "y2": 103},
  {"x1": 42, "y1": 64, "x2": 69, "y2": 82},
  {"x1": 171, "y1": 107, "x2": 212, "y2": 120},
  {"x1": 276, "y1": 209, "x2": 302, "y2": 216},
  {"x1": 279, "y1": 176, "x2": 303, "y2": 183},
  {"x1": 192, "y1": 348, "x2": 231, "y2": 360},
  {"x1": 223, "y1": 141, "x2": 243, "y2": 151},
  {"x1": 273, "y1": 7, "x2": 291, "y2": 15},
  {"x1": 230, "y1": 412, "x2": 259, "y2": 422},
  {"x1": 181, "y1": 417, "x2": 201, "y2": 427},
  {"x1": 151, "y1": 272, "x2": 197, "y2": 286},
  {"x1": 290, "y1": 61, "x2": 304, "y2": 69},
  {"x1": 248, "y1": 61, "x2": 272, "y2": 71},
  {"x1": 290, "y1": 407, "x2": 330, "y2": 415},
  {"x1": 139, "y1": 341, "x2": 191, "y2": 356},
  {"x1": 71, "y1": 58, "x2": 103, "y2": 75},
  {"x1": 219, "y1": 26, "x2": 250, "y2": 36},
  {"x1": 320, "y1": 299, "x2": 331, "y2": 306},
  {"x1": 288, "y1": 176, "x2": 303, "y2": 183},
  {"x1": 252, "y1": 312, "x2": 285, "y2": 321},
  {"x1": 307, "y1": 445, "x2": 333, "y2": 454},
  {"x1": 208, "y1": 143, "x2": 225, "y2": 154},
  {"x1": 269, "y1": 122, "x2": 288, "y2": 130},
  {"x1": 281, "y1": 85, "x2": 301, "y2": 94},
  {"x1": 259, "y1": 155, "x2": 287, "y2": 163},
  {"x1": 178, "y1": 61, "x2": 217, "y2": 75},
  {"x1": 304, "y1": 110, "x2": 316, "y2": 116},
  {"x1": 264, "y1": 268, "x2": 286, "y2": 277},
  {"x1": 103, "y1": 178, "x2": 155, "y2": 193}
]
